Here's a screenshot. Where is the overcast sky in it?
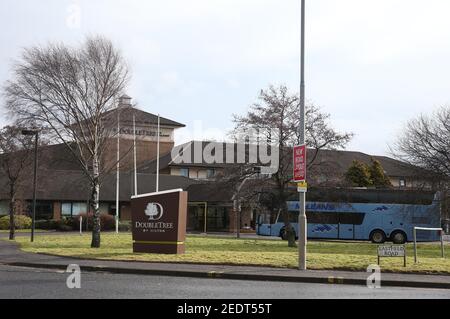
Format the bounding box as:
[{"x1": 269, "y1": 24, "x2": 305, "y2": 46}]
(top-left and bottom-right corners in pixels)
[{"x1": 1, "y1": 0, "x2": 450, "y2": 155}]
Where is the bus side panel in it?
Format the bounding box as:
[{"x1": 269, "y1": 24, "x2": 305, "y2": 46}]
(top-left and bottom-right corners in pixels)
[
  {"x1": 257, "y1": 224, "x2": 272, "y2": 236},
  {"x1": 269, "y1": 223, "x2": 284, "y2": 237},
  {"x1": 353, "y1": 224, "x2": 367, "y2": 240},
  {"x1": 338, "y1": 223, "x2": 354, "y2": 239},
  {"x1": 309, "y1": 223, "x2": 338, "y2": 239}
]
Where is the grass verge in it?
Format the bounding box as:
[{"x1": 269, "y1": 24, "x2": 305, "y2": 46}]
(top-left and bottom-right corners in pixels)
[
  {"x1": 11, "y1": 233, "x2": 450, "y2": 275},
  {"x1": 0, "y1": 229, "x2": 50, "y2": 233}
]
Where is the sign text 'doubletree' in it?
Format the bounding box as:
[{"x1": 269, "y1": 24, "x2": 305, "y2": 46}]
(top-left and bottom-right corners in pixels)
[{"x1": 131, "y1": 189, "x2": 188, "y2": 254}]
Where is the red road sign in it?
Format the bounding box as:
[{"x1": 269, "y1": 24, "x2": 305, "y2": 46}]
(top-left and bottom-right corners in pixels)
[{"x1": 293, "y1": 144, "x2": 306, "y2": 182}]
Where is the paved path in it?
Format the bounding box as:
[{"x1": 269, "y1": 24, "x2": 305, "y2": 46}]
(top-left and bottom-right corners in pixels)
[{"x1": 1, "y1": 239, "x2": 449, "y2": 290}]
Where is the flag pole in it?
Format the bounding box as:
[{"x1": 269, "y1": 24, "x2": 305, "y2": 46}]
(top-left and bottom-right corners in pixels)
[
  {"x1": 115, "y1": 108, "x2": 120, "y2": 234},
  {"x1": 156, "y1": 114, "x2": 160, "y2": 193},
  {"x1": 133, "y1": 112, "x2": 138, "y2": 196}
]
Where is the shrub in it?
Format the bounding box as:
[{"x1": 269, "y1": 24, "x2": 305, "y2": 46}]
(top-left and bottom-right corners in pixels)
[
  {"x1": 0, "y1": 215, "x2": 32, "y2": 230},
  {"x1": 100, "y1": 213, "x2": 116, "y2": 231},
  {"x1": 73, "y1": 213, "x2": 93, "y2": 231},
  {"x1": 118, "y1": 221, "x2": 132, "y2": 232},
  {"x1": 35, "y1": 220, "x2": 50, "y2": 230},
  {"x1": 58, "y1": 224, "x2": 74, "y2": 232},
  {"x1": 35, "y1": 219, "x2": 74, "y2": 231},
  {"x1": 74, "y1": 212, "x2": 116, "y2": 231}
]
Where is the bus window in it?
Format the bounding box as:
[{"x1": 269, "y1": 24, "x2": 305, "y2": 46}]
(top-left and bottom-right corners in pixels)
[
  {"x1": 276, "y1": 212, "x2": 299, "y2": 224},
  {"x1": 306, "y1": 212, "x2": 339, "y2": 224},
  {"x1": 339, "y1": 213, "x2": 366, "y2": 225}
]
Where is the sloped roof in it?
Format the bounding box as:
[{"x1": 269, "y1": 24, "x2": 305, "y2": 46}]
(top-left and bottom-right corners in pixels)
[
  {"x1": 138, "y1": 140, "x2": 427, "y2": 178},
  {"x1": 138, "y1": 141, "x2": 278, "y2": 173},
  {"x1": 308, "y1": 149, "x2": 428, "y2": 178},
  {"x1": 138, "y1": 151, "x2": 174, "y2": 174},
  {"x1": 0, "y1": 169, "x2": 196, "y2": 202},
  {"x1": 102, "y1": 107, "x2": 185, "y2": 128}
]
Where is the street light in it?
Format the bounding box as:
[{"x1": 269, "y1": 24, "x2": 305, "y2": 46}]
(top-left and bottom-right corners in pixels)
[
  {"x1": 298, "y1": 0, "x2": 307, "y2": 270},
  {"x1": 21, "y1": 129, "x2": 39, "y2": 243}
]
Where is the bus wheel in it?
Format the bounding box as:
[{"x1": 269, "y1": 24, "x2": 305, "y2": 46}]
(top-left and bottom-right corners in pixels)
[
  {"x1": 280, "y1": 228, "x2": 287, "y2": 241},
  {"x1": 370, "y1": 230, "x2": 386, "y2": 244},
  {"x1": 281, "y1": 228, "x2": 298, "y2": 241},
  {"x1": 391, "y1": 231, "x2": 407, "y2": 244}
]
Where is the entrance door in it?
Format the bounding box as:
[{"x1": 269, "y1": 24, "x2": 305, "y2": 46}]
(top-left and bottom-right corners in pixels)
[
  {"x1": 307, "y1": 212, "x2": 339, "y2": 239},
  {"x1": 339, "y1": 213, "x2": 355, "y2": 240}
]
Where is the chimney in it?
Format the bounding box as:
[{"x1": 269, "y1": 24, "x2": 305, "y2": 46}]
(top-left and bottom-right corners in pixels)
[{"x1": 118, "y1": 94, "x2": 132, "y2": 108}]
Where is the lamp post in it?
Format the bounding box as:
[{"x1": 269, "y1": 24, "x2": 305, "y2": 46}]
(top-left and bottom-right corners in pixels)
[
  {"x1": 298, "y1": 0, "x2": 307, "y2": 270},
  {"x1": 21, "y1": 129, "x2": 39, "y2": 243}
]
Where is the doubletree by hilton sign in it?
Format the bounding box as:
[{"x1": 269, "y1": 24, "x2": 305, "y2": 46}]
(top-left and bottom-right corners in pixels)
[
  {"x1": 118, "y1": 127, "x2": 171, "y2": 138},
  {"x1": 131, "y1": 189, "x2": 188, "y2": 254}
]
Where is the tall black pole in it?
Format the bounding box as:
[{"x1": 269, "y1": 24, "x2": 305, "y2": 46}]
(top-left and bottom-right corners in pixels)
[{"x1": 31, "y1": 132, "x2": 38, "y2": 242}]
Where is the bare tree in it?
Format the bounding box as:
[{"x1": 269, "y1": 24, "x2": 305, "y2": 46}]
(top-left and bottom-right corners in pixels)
[
  {"x1": 3, "y1": 36, "x2": 130, "y2": 248},
  {"x1": 232, "y1": 85, "x2": 353, "y2": 247},
  {"x1": 393, "y1": 106, "x2": 450, "y2": 219},
  {"x1": 393, "y1": 106, "x2": 450, "y2": 178},
  {"x1": 216, "y1": 162, "x2": 269, "y2": 238},
  {"x1": 0, "y1": 126, "x2": 36, "y2": 240}
]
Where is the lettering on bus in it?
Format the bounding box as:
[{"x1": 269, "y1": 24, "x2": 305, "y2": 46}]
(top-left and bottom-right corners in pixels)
[
  {"x1": 306, "y1": 203, "x2": 336, "y2": 211},
  {"x1": 372, "y1": 206, "x2": 389, "y2": 212}
]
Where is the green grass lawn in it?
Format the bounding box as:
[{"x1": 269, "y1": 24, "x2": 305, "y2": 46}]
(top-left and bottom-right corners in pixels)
[
  {"x1": 11, "y1": 233, "x2": 450, "y2": 275},
  {"x1": 0, "y1": 229, "x2": 50, "y2": 233}
]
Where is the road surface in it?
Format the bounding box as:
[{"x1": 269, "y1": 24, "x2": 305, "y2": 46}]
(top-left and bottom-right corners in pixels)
[{"x1": 0, "y1": 264, "x2": 448, "y2": 299}]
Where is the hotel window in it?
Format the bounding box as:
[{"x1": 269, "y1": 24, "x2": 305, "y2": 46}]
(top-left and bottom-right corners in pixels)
[
  {"x1": 399, "y1": 179, "x2": 406, "y2": 188},
  {"x1": 62, "y1": 202, "x2": 88, "y2": 217},
  {"x1": 0, "y1": 201, "x2": 8, "y2": 216},
  {"x1": 61, "y1": 203, "x2": 72, "y2": 217},
  {"x1": 72, "y1": 203, "x2": 87, "y2": 215},
  {"x1": 206, "y1": 169, "x2": 216, "y2": 179},
  {"x1": 33, "y1": 201, "x2": 53, "y2": 220},
  {"x1": 180, "y1": 168, "x2": 189, "y2": 177}
]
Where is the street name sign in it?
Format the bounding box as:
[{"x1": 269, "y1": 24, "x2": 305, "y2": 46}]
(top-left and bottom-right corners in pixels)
[{"x1": 377, "y1": 245, "x2": 406, "y2": 267}]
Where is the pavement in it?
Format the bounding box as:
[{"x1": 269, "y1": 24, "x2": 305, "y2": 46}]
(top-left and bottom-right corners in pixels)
[{"x1": 1, "y1": 238, "x2": 450, "y2": 290}]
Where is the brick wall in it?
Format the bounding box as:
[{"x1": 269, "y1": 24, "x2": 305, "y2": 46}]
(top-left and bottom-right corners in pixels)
[
  {"x1": 103, "y1": 138, "x2": 174, "y2": 171},
  {"x1": 53, "y1": 202, "x2": 61, "y2": 220}
]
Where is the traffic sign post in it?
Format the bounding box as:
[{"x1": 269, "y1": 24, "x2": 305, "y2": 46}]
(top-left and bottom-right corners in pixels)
[
  {"x1": 293, "y1": 143, "x2": 307, "y2": 270},
  {"x1": 297, "y1": 181, "x2": 307, "y2": 193}
]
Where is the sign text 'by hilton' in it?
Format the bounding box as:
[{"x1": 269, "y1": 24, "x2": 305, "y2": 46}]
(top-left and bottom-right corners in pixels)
[{"x1": 131, "y1": 189, "x2": 188, "y2": 254}]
